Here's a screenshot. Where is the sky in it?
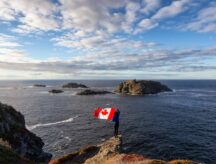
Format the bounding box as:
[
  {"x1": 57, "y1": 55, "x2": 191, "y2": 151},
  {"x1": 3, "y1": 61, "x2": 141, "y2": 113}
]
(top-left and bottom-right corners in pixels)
[{"x1": 0, "y1": 0, "x2": 216, "y2": 80}]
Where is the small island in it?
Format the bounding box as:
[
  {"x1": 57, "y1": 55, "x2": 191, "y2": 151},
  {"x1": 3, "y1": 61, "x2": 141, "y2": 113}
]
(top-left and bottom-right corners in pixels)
[
  {"x1": 49, "y1": 89, "x2": 64, "y2": 94},
  {"x1": 76, "y1": 89, "x2": 112, "y2": 95},
  {"x1": 33, "y1": 84, "x2": 46, "y2": 87},
  {"x1": 62, "y1": 82, "x2": 88, "y2": 88},
  {"x1": 115, "y1": 80, "x2": 172, "y2": 95}
]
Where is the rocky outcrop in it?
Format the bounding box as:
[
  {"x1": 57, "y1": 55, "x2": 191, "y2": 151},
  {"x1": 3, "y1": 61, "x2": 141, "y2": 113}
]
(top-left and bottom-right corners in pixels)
[
  {"x1": 34, "y1": 84, "x2": 46, "y2": 87},
  {"x1": 0, "y1": 144, "x2": 33, "y2": 164},
  {"x1": 62, "y1": 83, "x2": 88, "y2": 88},
  {"x1": 49, "y1": 135, "x2": 198, "y2": 164},
  {"x1": 76, "y1": 89, "x2": 112, "y2": 95},
  {"x1": 49, "y1": 89, "x2": 64, "y2": 94},
  {"x1": 115, "y1": 80, "x2": 172, "y2": 95},
  {"x1": 49, "y1": 136, "x2": 122, "y2": 164},
  {"x1": 0, "y1": 102, "x2": 52, "y2": 163}
]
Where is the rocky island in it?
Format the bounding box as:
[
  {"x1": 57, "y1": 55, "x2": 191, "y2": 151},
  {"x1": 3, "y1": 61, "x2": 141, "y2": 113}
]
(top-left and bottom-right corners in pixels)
[
  {"x1": 115, "y1": 80, "x2": 172, "y2": 95},
  {"x1": 76, "y1": 89, "x2": 112, "y2": 95},
  {"x1": 62, "y1": 82, "x2": 88, "y2": 88},
  {"x1": 49, "y1": 89, "x2": 64, "y2": 94},
  {"x1": 34, "y1": 84, "x2": 46, "y2": 87}
]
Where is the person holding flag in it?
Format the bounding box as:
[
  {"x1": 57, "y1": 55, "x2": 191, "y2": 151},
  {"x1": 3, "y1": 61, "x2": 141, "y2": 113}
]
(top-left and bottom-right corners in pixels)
[
  {"x1": 94, "y1": 105, "x2": 120, "y2": 137},
  {"x1": 113, "y1": 109, "x2": 120, "y2": 137}
]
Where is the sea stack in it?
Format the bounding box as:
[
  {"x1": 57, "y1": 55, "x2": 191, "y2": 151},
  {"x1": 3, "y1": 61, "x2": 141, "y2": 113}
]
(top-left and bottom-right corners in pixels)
[{"x1": 115, "y1": 80, "x2": 172, "y2": 95}]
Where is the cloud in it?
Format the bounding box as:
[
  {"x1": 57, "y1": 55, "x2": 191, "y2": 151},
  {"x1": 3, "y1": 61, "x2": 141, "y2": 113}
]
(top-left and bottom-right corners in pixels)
[
  {"x1": 152, "y1": 0, "x2": 191, "y2": 20},
  {"x1": 0, "y1": 0, "x2": 59, "y2": 33},
  {"x1": 136, "y1": 0, "x2": 192, "y2": 33},
  {"x1": 59, "y1": 0, "x2": 125, "y2": 33},
  {"x1": 141, "y1": 0, "x2": 161, "y2": 15},
  {"x1": 185, "y1": 4, "x2": 216, "y2": 32},
  {"x1": 0, "y1": 46, "x2": 215, "y2": 76},
  {"x1": 0, "y1": 34, "x2": 21, "y2": 47}
]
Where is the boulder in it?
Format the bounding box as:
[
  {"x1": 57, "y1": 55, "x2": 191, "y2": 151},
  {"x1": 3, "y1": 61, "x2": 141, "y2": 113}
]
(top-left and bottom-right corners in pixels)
[
  {"x1": 33, "y1": 84, "x2": 46, "y2": 87},
  {"x1": 0, "y1": 102, "x2": 52, "y2": 163},
  {"x1": 76, "y1": 89, "x2": 112, "y2": 95},
  {"x1": 49, "y1": 89, "x2": 64, "y2": 94},
  {"x1": 62, "y1": 83, "x2": 88, "y2": 88},
  {"x1": 115, "y1": 80, "x2": 172, "y2": 95}
]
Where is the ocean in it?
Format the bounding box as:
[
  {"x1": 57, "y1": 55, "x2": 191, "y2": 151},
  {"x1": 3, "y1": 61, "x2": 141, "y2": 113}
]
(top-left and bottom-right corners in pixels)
[{"x1": 0, "y1": 80, "x2": 215, "y2": 164}]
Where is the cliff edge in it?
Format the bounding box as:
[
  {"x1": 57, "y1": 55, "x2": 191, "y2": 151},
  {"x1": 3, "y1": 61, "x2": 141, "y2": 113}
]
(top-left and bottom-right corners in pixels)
[
  {"x1": 50, "y1": 135, "x2": 199, "y2": 164},
  {"x1": 0, "y1": 102, "x2": 52, "y2": 163}
]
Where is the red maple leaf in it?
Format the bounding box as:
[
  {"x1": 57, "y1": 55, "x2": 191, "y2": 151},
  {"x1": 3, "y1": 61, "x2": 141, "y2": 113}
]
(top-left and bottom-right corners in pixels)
[{"x1": 102, "y1": 110, "x2": 108, "y2": 115}]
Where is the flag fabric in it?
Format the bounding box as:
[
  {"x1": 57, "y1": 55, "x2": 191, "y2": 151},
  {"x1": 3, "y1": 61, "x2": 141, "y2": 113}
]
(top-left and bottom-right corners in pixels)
[{"x1": 94, "y1": 107, "x2": 117, "y2": 121}]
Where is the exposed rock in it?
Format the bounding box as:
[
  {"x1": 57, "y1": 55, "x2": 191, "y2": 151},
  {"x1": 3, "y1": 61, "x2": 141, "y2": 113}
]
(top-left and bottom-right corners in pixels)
[
  {"x1": 76, "y1": 89, "x2": 112, "y2": 95},
  {"x1": 33, "y1": 84, "x2": 46, "y2": 87},
  {"x1": 62, "y1": 83, "x2": 88, "y2": 88},
  {"x1": 0, "y1": 144, "x2": 33, "y2": 164},
  {"x1": 49, "y1": 89, "x2": 64, "y2": 94},
  {"x1": 115, "y1": 79, "x2": 172, "y2": 95},
  {"x1": 49, "y1": 135, "x2": 122, "y2": 164},
  {"x1": 0, "y1": 102, "x2": 52, "y2": 163},
  {"x1": 50, "y1": 135, "x2": 199, "y2": 164}
]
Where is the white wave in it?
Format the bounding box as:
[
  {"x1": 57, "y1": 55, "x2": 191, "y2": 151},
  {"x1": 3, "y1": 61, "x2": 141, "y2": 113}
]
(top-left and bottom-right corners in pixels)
[
  {"x1": 0, "y1": 87, "x2": 15, "y2": 90},
  {"x1": 27, "y1": 116, "x2": 78, "y2": 130}
]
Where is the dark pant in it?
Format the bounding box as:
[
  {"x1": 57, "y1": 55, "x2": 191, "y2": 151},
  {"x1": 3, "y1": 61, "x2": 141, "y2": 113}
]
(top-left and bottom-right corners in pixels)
[{"x1": 114, "y1": 121, "x2": 119, "y2": 136}]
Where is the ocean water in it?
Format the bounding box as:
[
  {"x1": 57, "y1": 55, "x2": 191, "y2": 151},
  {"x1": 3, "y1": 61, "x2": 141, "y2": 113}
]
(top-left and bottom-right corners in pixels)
[{"x1": 0, "y1": 80, "x2": 215, "y2": 164}]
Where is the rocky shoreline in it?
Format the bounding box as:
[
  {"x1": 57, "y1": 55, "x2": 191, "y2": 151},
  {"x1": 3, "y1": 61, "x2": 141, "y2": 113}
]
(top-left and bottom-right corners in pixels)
[{"x1": 50, "y1": 135, "x2": 199, "y2": 164}]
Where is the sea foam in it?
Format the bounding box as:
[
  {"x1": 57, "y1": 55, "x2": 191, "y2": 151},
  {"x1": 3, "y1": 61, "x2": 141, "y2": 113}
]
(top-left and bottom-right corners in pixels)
[{"x1": 27, "y1": 116, "x2": 78, "y2": 130}]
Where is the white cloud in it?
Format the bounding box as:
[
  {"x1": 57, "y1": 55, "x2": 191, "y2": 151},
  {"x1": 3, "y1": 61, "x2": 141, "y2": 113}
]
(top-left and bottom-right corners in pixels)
[
  {"x1": 141, "y1": 0, "x2": 161, "y2": 14},
  {"x1": 185, "y1": 4, "x2": 216, "y2": 32},
  {"x1": 0, "y1": 46, "x2": 215, "y2": 76},
  {"x1": 152, "y1": 0, "x2": 191, "y2": 20},
  {"x1": 0, "y1": 0, "x2": 59, "y2": 33},
  {"x1": 136, "y1": 0, "x2": 191, "y2": 33},
  {"x1": 59, "y1": 0, "x2": 125, "y2": 33}
]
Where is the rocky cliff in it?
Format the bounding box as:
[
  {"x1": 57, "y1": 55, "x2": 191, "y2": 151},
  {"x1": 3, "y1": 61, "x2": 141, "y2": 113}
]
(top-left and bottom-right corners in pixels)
[
  {"x1": 0, "y1": 102, "x2": 52, "y2": 163},
  {"x1": 115, "y1": 80, "x2": 172, "y2": 95},
  {"x1": 49, "y1": 136, "x2": 198, "y2": 164}
]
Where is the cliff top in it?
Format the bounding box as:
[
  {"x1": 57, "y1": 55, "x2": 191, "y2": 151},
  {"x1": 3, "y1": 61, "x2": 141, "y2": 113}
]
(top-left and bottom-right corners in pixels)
[{"x1": 50, "y1": 135, "x2": 199, "y2": 164}]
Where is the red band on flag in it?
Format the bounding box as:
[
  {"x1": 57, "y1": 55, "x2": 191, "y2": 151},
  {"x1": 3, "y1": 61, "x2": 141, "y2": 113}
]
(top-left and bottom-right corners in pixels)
[
  {"x1": 107, "y1": 108, "x2": 116, "y2": 121},
  {"x1": 94, "y1": 107, "x2": 102, "y2": 118}
]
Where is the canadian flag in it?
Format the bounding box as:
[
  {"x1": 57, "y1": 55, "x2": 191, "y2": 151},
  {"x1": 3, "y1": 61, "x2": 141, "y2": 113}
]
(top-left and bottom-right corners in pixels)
[{"x1": 94, "y1": 107, "x2": 116, "y2": 121}]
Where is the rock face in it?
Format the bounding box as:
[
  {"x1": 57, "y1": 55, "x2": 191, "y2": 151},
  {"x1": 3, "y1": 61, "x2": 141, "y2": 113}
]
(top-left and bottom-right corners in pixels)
[
  {"x1": 34, "y1": 84, "x2": 46, "y2": 87},
  {"x1": 76, "y1": 89, "x2": 112, "y2": 95},
  {"x1": 49, "y1": 89, "x2": 64, "y2": 94},
  {"x1": 0, "y1": 102, "x2": 52, "y2": 163},
  {"x1": 115, "y1": 80, "x2": 172, "y2": 95},
  {"x1": 49, "y1": 135, "x2": 198, "y2": 164},
  {"x1": 62, "y1": 83, "x2": 88, "y2": 88}
]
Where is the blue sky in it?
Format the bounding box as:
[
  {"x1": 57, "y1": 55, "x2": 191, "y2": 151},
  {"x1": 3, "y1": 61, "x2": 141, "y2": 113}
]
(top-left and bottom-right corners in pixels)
[{"x1": 0, "y1": 0, "x2": 216, "y2": 79}]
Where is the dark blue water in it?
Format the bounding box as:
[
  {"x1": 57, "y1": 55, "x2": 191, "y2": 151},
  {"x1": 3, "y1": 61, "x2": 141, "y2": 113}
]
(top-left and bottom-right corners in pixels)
[{"x1": 0, "y1": 80, "x2": 215, "y2": 164}]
